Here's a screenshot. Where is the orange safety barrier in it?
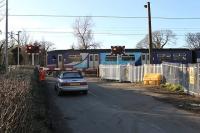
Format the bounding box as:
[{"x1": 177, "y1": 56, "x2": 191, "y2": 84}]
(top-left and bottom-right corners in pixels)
[
  {"x1": 39, "y1": 69, "x2": 46, "y2": 81},
  {"x1": 143, "y1": 73, "x2": 162, "y2": 85}
]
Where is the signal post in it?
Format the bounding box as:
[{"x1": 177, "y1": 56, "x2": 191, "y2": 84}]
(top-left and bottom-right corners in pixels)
[{"x1": 26, "y1": 44, "x2": 41, "y2": 66}]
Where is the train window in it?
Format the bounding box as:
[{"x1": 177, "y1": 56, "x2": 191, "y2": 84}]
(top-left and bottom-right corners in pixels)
[
  {"x1": 58, "y1": 55, "x2": 62, "y2": 62},
  {"x1": 157, "y1": 53, "x2": 171, "y2": 61},
  {"x1": 147, "y1": 54, "x2": 149, "y2": 60},
  {"x1": 68, "y1": 55, "x2": 82, "y2": 61},
  {"x1": 142, "y1": 55, "x2": 146, "y2": 60},
  {"x1": 90, "y1": 55, "x2": 93, "y2": 61},
  {"x1": 105, "y1": 55, "x2": 117, "y2": 61},
  {"x1": 52, "y1": 55, "x2": 56, "y2": 60},
  {"x1": 173, "y1": 53, "x2": 187, "y2": 61},
  {"x1": 95, "y1": 55, "x2": 99, "y2": 61},
  {"x1": 122, "y1": 55, "x2": 135, "y2": 61}
]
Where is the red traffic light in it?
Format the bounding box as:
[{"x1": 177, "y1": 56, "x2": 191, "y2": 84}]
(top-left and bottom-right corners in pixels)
[
  {"x1": 111, "y1": 46, "x2": 125, "y2": 56},
  {"x1": 28, "y1": 46, "x2": 32, "y2": 50},
  {"x1": 26, "y1": 45, "x2": 40, "y2": 53},
  {"x1": 26, "y1": 45, "x2": 33, "y2": 53}
]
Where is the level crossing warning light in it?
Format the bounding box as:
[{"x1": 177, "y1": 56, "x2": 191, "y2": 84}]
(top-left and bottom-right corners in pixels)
[{"x1": 111, "y1": 46, "x2": 125, "y2": 56}]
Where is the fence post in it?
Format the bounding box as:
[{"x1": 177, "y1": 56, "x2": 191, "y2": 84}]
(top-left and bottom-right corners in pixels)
[
  {"x1": 119, "y1": 65, "x2": 122, "y2": 82},
  {"x1": 197, "y1": 63, "x2": 200, "y2": 95}
]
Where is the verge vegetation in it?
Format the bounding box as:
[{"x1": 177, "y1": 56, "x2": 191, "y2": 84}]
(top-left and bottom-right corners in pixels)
[{"x1": 0, "y1": 68, "x2": 52, "y2": 133}]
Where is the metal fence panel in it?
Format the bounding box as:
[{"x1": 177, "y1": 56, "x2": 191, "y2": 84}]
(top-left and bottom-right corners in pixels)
[
  {"x1": 197, "y1": 63, "x2": 200, "y2": 95},
  {"x1": 99, "y1": 64, "x2": 121, "y2": 81},
  {"x1": 127, "y1": 65, "x2": 144, "y2": 82},
  {"x1": 99, "y1": 62, "x2": 200, "y2": 95},
  {"x1": 162, "y1": 62, "x2": 189, "y2": 89},
  {"x1": 188, "y1": 64, "x2": 200, "y2": 95},
  {"x1": 99, "y1": 64, "x2": 162, "y2": 83},
  {"x1": 144, "y1": 64, "x2": 162, "y2": 74}
]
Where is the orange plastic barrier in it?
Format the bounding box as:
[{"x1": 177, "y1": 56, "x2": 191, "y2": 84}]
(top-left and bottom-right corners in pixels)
[
  {"x1": 39, "y1": 69, "x2": 46, "y2": 81},
  {"x1": 143, "y1": 73, "x2": 162, "y2": 85}
]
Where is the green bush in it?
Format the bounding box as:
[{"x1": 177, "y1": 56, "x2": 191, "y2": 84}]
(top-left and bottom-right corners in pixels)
[{"x1": 161, "y1": 83, "x2": 184, "y2": 92}]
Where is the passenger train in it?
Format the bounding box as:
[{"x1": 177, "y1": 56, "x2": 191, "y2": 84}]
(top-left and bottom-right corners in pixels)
[{"x1": 46, "y1": 48, "x2": 200, "y2": 70}]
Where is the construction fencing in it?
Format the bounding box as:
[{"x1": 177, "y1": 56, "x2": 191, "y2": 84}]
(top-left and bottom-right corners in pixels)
[
  {"x1": 99, "y1": 62, "x2": 200, "y2": 95},
  {"x1": 99, "y1": 64, "x2": 162, "y2": 82}
]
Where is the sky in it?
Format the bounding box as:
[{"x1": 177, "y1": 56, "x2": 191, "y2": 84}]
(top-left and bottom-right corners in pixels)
[{"x1": 0, "y1": 0, "x2": 200, "y2": 50}]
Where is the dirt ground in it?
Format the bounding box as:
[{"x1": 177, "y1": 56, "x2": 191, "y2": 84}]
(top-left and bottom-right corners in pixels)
[
  {"x1": 96, "y1": 78, "x2": 200, "y2": 114},
  {"x1": 143, "y1": 85, "x2": 200, "y2": 114}
]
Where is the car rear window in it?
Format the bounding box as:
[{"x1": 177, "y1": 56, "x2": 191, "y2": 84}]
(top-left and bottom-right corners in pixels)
[{"x1": 62, "y1": 72, "x2": 83, "y2": 79}]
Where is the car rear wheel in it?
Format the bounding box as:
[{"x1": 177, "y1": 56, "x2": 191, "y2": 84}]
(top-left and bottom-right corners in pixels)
[
  {"x1": 54, "y1": 85, "x2": 57, "y2": 91},
  {"x1": 57, "y1": 88, "x2": 63, "y2": 96}
]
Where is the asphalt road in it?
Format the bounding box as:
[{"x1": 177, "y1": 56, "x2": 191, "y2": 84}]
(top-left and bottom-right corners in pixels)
[{"x1": 46, "y1": 77, "x2": 200, "y2": 133}]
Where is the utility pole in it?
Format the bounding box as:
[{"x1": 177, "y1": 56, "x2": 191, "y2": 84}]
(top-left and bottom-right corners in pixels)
[
  {"x1": 16, "y1": 31, "x2": 21, "y2": 66},
  {"x1": 144, "y1": 2, "x2": 153, "y2": 64},
  {"x1": 5, "y1": 0, "x2": 8, "y2": 72}
]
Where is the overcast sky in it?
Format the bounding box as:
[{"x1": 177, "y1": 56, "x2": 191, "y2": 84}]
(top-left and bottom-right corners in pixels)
[{"x1": 0, "y1": 0, "x2": 200, "y2": 50}]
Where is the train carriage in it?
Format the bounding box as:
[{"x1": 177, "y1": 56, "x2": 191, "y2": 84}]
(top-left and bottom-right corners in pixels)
[
  {"x1": 46, "y1": 48, "x2": 196, "y2": 71},
  {"x1": 152, "y1": 48, "x2": 193, "y2": 64}
]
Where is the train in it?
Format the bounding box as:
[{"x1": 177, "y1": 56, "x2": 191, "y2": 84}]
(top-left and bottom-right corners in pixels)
[{"x1": 46, "y1": 48, "x2": 200, "y2": 71}]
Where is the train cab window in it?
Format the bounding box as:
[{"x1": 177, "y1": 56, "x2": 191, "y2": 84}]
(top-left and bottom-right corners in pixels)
[
  {"x1": 105, "y1": 55, "x2": 117, "y2": 61},
  {"x1": 173, "y1": 53, "x2": 187, "y2": 61},
  {"x1": 122, "y1": 55, "x2": 135, "y2": 61}
]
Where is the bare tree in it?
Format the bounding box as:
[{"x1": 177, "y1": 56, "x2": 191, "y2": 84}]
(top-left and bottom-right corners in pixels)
[
  {"x1": 1, "y1": 32, "x2": 18, "y2": 65},
  {"x1": 10, "y1": 30, "x2": 31, "y2": 65},
  {"x1": 38, "y1": 40, "x2": 55, "y2": 66},
  {"x1": 185, "y1": 32, "x2": 200, "y2": 49},
  {"x1": 70, "y1": 43, "x2": 76, "y2": 50},
  {"x1": 39, "y1": 40, "x2": 55, "y2": 51},
  {"x1": 136, "y1": 30, "x2": 176, "y2": 49},
  {"x1": 19, "y1": 30, "x2": 30, "y2": 46},
  {"x1": 73, "y1": 17, "x2": 100, "y2": 49}
]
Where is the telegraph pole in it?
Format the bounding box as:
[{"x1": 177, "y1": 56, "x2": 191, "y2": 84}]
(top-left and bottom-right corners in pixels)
[
  {"x1": 144, "y1": 2, "x2": 153, "y2": 64},
  {"x1": 5, "y1": 0, "x2": 8, "y2": 72},
  {"x1": 16, "y1": 31, "x2": 21, "y2": 66}
]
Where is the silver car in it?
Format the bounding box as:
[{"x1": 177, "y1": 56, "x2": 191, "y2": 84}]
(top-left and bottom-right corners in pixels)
[{"x1": 55, "y1": 71, "x2": 88, "y2": 96}]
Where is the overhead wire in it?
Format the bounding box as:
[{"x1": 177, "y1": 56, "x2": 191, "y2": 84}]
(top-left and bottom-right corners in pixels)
[
  {"x1": 5, "y1": 14, "x2": 200, "y2": 37},
  {"x1": 22, "y1": 30, "x2": 186, "y2": 36},
  {"x1": 8, "y1": 14, "x2": 200, "y2": 20}
]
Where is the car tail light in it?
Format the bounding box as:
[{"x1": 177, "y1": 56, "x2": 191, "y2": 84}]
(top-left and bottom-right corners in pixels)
[{"x1": 80, "y1": 82, "x2": 87, "y2": 85}]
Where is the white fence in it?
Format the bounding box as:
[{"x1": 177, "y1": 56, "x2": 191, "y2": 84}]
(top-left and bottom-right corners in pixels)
[
  {"x1": 99, "y1": 64, "x2": 162, "y2": 82},
  {"x1": 99, "y1": 63, "x2": 200, "y2": 95},
  {"x1": 99, "y1": 65, "x2": 122, "y2": 81}
]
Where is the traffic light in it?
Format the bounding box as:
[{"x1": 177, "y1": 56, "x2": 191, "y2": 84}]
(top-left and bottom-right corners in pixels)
[
  {"x1": 33, "y1": 45, "x2": 40, "y2": 53},
  {"x1": 26, "y1": 45, "x2": 33, "y2": 53},
  {"x1": 26, "y1": 45, "x2": 40, "y2": 53},
  {"x1": 111, "y1": 46, "x2": 125, "y2": 56}
]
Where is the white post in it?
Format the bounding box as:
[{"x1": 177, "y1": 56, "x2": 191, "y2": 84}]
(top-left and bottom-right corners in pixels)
[{"x1": 32, "y1": 53, "x2": 34, "y2": 65}]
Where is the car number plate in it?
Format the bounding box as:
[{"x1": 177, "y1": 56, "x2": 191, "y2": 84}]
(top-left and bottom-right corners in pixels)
[{"x1": 70, "y1": 83, "x2": 80, "y2": 86}]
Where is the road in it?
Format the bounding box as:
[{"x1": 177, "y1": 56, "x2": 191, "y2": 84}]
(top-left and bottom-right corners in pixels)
[{"x1": 46, "y1": 77, "x2": 200, "y2": 133}]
